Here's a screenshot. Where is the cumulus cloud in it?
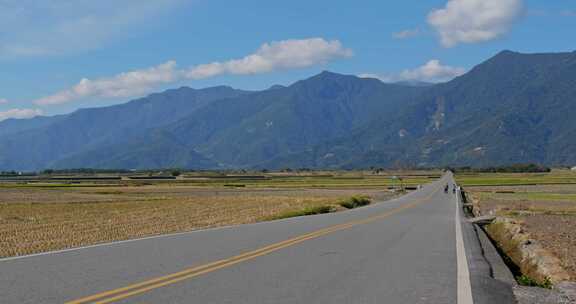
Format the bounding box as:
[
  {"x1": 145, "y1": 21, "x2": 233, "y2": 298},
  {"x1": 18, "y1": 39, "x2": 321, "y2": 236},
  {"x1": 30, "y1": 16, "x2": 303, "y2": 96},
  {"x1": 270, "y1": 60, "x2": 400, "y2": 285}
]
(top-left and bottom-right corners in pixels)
[
  {"x1": 0, "y1": 108, "x2": 43, "y2": 121},
  {"x1": 392, "y1": 29, "x2": 420, "y2": 39},
  {"x1": 185, "y1": 38, "x2": 352, "y2": 79},
  {"x1": 359, "y1": 60, "x2": 467, "y2": 83},
  {"x1": 0, "y1": 98, "x2": 8, "y2": 104},
  {"x1": 427, "y1": 0, "x2": 523, "y2": 47},
  {"x1": 34, "y1": 38, "x2": 352, "y2": 105},
  {"x1": 398, "y1": 60, "x2": 467, "y2": 82},
  {"x1": 35, "y1": 61, "x2": 178, "y2": 105},
  {"x1": 0, "y1": 0, "x2": 184, "y2": 57}
]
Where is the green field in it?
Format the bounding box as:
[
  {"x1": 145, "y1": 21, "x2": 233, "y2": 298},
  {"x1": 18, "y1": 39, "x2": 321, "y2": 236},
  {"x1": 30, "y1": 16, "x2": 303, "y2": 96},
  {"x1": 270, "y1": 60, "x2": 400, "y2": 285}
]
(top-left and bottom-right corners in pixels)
[
  {"x1": 0, "y1": 171, "x2": 440, "y2": 190},
  {"x1": 455, "y1": 169, "x2": 576, "y2": 187}
]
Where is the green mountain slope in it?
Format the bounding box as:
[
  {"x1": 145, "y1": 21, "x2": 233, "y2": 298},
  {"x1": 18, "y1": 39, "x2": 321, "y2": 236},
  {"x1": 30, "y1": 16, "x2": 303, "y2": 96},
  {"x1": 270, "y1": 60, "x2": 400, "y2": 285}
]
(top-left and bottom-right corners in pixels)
[
  {"x1": 166, "y1": 71, "x2": 426, "y2": 167},
  {"x1": 53, "y1": 130, "x2": 216, "y2": 170},
  {"x1": 268, "y1": 50, "x2": 576, "y2": 168}
]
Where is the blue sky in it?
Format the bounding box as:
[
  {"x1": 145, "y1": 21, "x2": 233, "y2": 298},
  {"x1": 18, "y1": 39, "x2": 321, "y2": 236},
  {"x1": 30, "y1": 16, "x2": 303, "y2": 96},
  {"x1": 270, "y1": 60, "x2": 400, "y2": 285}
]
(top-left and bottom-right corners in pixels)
[{"x1": 0, "y1": 0, "x2": 575, "y2": 119}]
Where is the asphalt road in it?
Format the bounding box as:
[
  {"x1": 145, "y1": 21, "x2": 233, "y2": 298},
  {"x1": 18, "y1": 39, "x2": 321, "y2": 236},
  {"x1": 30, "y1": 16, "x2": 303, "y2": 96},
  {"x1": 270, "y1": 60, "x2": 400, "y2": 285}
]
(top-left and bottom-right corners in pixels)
[{"x1": 0, "y1": 173, "x2": 515, "y2": 303}]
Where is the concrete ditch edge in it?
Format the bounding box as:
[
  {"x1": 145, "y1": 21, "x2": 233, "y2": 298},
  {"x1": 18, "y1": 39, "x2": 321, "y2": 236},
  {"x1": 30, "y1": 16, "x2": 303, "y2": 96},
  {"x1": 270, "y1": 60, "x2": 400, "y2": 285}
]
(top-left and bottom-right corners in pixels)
[
  {"x1": 461, "y1": 189, "x2": 576, "y2": 304},
  {"x1": 458, "y1": 188, "x2": 517, "y2": 304}
]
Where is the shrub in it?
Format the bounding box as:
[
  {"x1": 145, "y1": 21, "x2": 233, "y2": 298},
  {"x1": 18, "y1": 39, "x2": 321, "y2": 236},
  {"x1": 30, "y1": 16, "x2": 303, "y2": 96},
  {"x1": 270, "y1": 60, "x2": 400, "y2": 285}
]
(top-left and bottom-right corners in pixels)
[
  {"x1": 339, "y1": 195, "x2": 372, "y2": 209},
  {"x1": 516, "y1": 275, "x2": 552, "y2": 289},
  {"x1": 270, "y1": 205, "x2": 334, "y2": 220}
]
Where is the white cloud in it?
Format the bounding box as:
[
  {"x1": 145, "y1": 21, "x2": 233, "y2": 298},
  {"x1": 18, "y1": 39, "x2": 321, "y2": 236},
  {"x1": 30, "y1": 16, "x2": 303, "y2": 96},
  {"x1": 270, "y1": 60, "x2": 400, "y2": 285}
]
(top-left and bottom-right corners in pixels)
[
  {"x1": 392, "y1": 29, "x2": 420, "y2": 39},
  {"x1": 185, "y1": 38, "x2": 352, "y2": 79},
  {"x1": 35, "y1": 61, "x2": 178, "y2": 105},
  {"x1": 357, "y1": 73, "x2": 384, "y2": 80},
  {"x1": 0, "y1": 98, "x2": 8, "y2": 104},
  {"x1": 0, "y1": 108, "x2": 43, "y2": 121},
  {"x1": 35, "y1": 38, "x2": 353, "y2": 105},
  {"x1": 427, "y1": 0, "x2": 523, "y2": 47},
  {"x1": 398, "y1": 60, "x2": 467, "y2": 82},
  {"x1": 561, "y1": 10, "x2": 576, "y2": 17},
  {"x1": 359, "y1": 60, "x2": 467, "y2": 83},
  {"x1": 0, "y1": 0, "x2": 183, "y2": 58}
]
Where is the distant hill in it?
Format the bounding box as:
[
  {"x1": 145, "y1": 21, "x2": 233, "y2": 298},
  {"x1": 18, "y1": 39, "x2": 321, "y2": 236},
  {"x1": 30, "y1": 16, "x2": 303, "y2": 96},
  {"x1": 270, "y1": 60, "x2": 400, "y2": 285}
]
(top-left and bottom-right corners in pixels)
[
  {"x1": 0, "y1": 86, "x2": 249, "y2": 170},
  {"x1": 53, "y1": 129, "x2": 216, "y2": 170},
  {"x1": 1, "y1": 50, "x2": 575, "y2": 170},
  {"x1": 164, "y1": 71, "x2": 426, "y2": 167},
  {"x1": 52, "y1": 71, "x2": 425, "y2": 169},
  {"x1": 0, "y1": 115, "x2": 65, "y2": 137}
]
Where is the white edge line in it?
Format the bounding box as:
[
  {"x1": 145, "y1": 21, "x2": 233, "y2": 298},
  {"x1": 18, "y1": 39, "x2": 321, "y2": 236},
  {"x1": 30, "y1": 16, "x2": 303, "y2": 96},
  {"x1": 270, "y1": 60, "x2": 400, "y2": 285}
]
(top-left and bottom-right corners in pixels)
[{"x1": 456, "y1": 187, "x2": 474, "y2": 304}]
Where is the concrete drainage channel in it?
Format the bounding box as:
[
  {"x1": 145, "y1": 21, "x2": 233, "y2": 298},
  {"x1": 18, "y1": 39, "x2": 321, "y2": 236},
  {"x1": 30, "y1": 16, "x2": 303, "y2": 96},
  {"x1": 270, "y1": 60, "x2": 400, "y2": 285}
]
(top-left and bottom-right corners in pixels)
[{"x1": 460, "y1": 189, "x2": 576, "y2": 304}]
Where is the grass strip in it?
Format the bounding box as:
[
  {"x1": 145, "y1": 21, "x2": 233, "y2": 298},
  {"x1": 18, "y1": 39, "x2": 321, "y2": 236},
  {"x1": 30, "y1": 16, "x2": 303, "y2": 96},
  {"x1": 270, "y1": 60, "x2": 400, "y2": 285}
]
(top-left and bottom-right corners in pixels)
[
  {"x1": 338, "y1": 195, "x2": 372, "y2": 209},
  {"x1": 268, "y1": 205, "x2": 335, "y2": 220},
  {"x1": 269, "y1": 195, "x2": 374, "y2": 221}
]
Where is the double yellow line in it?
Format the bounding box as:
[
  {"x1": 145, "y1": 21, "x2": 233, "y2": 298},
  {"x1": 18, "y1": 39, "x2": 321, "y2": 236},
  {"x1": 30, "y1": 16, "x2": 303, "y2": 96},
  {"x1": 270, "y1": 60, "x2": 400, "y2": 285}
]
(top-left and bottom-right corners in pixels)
[{"x1": 66, "y1": 187, "x2": 440, "y2": 304}]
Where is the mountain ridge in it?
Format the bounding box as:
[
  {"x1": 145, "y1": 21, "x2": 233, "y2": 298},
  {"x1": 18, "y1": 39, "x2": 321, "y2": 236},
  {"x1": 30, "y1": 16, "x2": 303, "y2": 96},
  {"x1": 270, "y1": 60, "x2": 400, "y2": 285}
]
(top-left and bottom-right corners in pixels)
[
  {"x1": 1, "y1": 50, "x2": 575, "y2": 170},
  {"x1": 271, "y1": 49, "x2": 576, "y2": 168}
]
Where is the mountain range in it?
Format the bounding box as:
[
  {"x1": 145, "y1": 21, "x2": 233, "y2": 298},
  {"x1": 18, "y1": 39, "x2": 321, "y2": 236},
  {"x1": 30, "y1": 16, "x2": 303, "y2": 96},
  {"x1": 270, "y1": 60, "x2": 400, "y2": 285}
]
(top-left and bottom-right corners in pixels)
[{"x1": 1, "y1": 50, "x2": 575, "y2": 171}]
